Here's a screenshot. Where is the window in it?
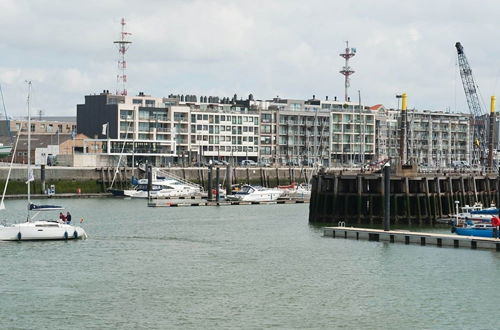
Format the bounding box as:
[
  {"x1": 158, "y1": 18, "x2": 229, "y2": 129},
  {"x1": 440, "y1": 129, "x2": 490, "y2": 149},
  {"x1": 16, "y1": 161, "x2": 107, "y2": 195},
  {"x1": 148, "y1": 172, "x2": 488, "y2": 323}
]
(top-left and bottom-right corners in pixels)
[{"x1": 261, "y1": 113, "x2": 272, "y2": 123}]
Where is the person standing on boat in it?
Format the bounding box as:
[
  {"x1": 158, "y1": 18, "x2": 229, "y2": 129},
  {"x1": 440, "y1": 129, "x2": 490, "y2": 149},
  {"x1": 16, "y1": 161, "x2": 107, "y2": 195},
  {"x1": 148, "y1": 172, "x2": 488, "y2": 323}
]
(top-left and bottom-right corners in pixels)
[
  {"x1": 492, "y1": 216, "x2": 500, "y2": 239},
  {"x1": 66, "y1": 212, "x2": 72, "y2": 224},
  {"x1": 59, "y1": 212, "x2": 67, "y2": 224}
]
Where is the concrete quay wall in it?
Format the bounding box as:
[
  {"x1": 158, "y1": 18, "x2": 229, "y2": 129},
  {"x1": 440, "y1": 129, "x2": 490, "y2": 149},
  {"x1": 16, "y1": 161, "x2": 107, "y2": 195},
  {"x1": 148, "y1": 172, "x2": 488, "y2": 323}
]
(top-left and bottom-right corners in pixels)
[{"x1": 0, "y1": 166, "x2": 316, "y2": 188}]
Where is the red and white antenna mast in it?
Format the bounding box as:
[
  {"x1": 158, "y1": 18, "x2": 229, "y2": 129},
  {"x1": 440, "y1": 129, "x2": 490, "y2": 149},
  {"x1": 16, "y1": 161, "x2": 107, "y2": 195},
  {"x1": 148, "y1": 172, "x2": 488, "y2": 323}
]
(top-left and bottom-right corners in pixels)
[
  {"x1": 114, "y1": 18, "x2": 132, "y2": 96},
  {"x1": 339, "y1": 41, "x2": 356, "y2": 102}
]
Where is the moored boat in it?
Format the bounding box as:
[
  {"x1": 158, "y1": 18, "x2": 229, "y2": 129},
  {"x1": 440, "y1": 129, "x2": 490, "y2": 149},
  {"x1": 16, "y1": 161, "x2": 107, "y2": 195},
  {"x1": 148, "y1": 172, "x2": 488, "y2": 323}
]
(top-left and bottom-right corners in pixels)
[
  {"x1": 121, "y1": 178, "x2": 201, "y2": 199},
  {"x1": 453, "y1": 223, "x2": 496, "y2": 238},
  {"x1": 226, "y1": 185, "x2": 284, "y2": 202}
]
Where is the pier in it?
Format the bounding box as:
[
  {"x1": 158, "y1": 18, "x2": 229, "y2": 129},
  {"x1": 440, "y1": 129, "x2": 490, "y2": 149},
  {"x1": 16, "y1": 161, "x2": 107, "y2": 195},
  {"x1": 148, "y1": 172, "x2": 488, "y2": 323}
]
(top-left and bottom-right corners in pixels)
[
  {"x1": 309, "y1": 170, "x2": 500, "y2": 225},
  {"x1": 324, "y1": 226, "x2": 500, "y2": 251}
]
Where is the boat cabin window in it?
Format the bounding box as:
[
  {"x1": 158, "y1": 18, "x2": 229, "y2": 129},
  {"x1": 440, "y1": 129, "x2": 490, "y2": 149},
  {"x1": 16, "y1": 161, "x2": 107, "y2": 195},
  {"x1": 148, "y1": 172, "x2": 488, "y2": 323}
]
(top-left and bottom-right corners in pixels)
[
  {"x1": 35, "y1": 224, "x2": 59, "y2": 227},
  {"x1": 240, "y1": 186, "x2": 254, "y2": 194}
]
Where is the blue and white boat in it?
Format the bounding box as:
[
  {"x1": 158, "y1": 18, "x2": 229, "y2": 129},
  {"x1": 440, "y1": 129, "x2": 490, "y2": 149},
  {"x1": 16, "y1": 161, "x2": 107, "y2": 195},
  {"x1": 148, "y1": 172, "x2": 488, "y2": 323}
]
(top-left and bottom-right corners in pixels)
[
  {"x1": 451, "y1": 202, "x2": 497, "y2": 223},
  {"x1": 453, "y1": 223, "x2": 497, "y2": 238}
]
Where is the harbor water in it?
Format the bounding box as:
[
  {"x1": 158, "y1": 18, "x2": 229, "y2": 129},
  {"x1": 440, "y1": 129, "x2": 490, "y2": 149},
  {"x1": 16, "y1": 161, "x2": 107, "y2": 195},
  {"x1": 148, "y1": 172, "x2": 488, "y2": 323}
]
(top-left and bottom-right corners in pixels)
[{"x1": 1, "y1": 199, "x2": 500, "y2": 329}]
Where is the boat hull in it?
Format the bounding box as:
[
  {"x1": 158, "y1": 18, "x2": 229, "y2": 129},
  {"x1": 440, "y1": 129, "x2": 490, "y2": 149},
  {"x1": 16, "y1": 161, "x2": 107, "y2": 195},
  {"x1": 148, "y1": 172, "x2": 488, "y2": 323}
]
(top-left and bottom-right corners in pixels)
[
  {"x1": 226, "y1": 189, "x2": 284, "y2": 202},
  {"x1": 0, "y1": 222, "x2": 87, "y2": 241},
  {"x1": 454, "y1": 227, "x2": 495, "y2": 238}
]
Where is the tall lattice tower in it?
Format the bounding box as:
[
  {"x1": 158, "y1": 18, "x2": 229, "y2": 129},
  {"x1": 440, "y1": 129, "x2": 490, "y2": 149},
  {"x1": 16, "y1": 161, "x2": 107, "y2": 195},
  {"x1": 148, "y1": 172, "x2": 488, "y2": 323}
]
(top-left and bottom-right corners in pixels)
[
  {"x1": 114, "y1": 18, "x2": 132, "y2": 96},
  {"x1": 339, "y1": 41, "x2": 356, "y2": 102}
]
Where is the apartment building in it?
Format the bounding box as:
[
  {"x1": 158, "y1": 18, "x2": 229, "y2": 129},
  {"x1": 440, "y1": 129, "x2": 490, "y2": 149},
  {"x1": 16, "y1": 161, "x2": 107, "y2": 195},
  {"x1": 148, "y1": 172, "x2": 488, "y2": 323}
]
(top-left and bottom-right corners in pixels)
[
  {"x1": 76, "y1": 90, "x2": 474, "y2": 168},
  {"x1": 253, "y1": 97, "x2": 330, "y2": 166},
  {"x1": 326, "y1": 102, "x2": 376, "y2": 164},
  {"x1": 0, "y1": 117, "x2": 76, "y2": 136},
  {"x1": 77, "y1": 91, "x2": 260, "y2": 166},
  {"x1": 405, "y1": 110, "x2": 470, "y2": 167},
  {"x1": 373, "y1": 107, "x2": 471, "y2": 167}
]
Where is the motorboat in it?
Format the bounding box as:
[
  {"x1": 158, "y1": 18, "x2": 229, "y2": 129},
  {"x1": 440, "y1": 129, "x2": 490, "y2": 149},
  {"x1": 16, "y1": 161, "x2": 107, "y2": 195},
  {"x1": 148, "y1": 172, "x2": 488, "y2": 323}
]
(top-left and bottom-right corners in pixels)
[
  {"x1": 278, "y1": 182, "x2": 311, "y2": 199},
  {"x1": 0, "y1": 82, "x2": 87, "y2": 241},
  {"x1": 449, "y1": 202, "x2": 496, "y2": 223},
  {"x1": 226, "y1": 185, "x2": 284, "y2": 202},
  {"x1": 452, "y1": 222, "x2": 496, "y2": 238},
  {"x1": 121, "y1": 178, "x2": 202, "y2": 199}
]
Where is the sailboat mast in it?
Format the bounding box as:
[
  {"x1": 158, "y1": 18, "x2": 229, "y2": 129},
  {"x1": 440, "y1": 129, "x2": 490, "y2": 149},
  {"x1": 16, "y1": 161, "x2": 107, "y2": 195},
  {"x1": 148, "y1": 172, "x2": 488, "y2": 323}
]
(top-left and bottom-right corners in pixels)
[{"x1": 27, "y1": 81, "x2": 31, "y2": 211}]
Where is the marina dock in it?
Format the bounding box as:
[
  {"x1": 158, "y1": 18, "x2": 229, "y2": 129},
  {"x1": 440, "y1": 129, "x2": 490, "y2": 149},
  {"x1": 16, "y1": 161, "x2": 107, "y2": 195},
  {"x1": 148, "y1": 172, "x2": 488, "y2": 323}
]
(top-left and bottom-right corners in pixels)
[{"x1": 324, "y1": 226, "x2": 500, "y2": 251}]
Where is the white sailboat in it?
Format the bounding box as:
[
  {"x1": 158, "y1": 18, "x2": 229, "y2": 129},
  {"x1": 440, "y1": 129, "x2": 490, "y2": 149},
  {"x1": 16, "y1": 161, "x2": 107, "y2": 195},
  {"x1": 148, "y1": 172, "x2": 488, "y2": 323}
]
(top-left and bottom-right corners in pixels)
[{"x1": 0, "y1": 82, "x2": 87, "y2": 241}]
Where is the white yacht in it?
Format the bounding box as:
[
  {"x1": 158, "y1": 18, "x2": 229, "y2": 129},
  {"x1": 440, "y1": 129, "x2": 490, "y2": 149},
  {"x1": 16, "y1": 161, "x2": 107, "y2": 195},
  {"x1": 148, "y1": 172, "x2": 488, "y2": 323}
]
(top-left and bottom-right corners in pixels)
[
  {"x1": 0, "y1": 82, "x2": 87, "y2": 241},
  {"x1": 122, "y1": 178, "x2": 201, "y2": 199},
  {"x1": 226, "y1": 185, "x2": 284, "y2": 202}
]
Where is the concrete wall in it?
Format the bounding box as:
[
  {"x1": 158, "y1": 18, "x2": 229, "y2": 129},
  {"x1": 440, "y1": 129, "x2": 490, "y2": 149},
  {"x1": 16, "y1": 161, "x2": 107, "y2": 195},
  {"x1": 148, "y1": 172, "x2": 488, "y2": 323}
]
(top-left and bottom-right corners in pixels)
[
  {"x1": 0, "y1": 165, "x2": 317, "y2": 184},
  {"x1": 57, "y1": 154, "x2": 117, "y2": 167}
]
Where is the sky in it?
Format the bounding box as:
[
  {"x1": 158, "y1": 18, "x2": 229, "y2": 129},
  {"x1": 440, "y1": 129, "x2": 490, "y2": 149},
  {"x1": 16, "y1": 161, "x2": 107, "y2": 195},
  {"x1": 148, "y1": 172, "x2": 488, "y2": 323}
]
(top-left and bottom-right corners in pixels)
[{"x1": 1, "y1": 0, "x2": 500, "y2": 117}]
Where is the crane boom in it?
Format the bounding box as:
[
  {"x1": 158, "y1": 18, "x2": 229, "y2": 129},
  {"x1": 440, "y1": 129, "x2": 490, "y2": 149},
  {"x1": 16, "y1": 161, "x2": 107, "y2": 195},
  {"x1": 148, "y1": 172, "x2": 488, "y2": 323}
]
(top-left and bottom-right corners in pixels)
[
  {"x1": 455, "y1": 42, "x2": 485, "y2": 166},
  {"x1": 455, "y1": 42, "x2": 483, "y2": 118}
]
